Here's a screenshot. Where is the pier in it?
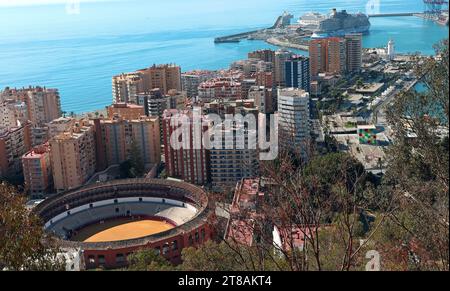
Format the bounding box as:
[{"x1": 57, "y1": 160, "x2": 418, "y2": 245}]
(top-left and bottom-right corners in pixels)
[
  {"x1": 368, "y1": 12, "x2": 419, "y2": 18},
  {"x1": 215, "y1": 12, "x2": 431, "y2": 45},
  {"x1": 214, "y1": 30, "x2": 259, "y2": 43},
  {"x1": 214, "y1": 12, "x2": 293, "y2": 44}
]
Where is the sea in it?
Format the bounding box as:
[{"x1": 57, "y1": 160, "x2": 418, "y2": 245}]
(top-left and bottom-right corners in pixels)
[{"x1": 0, "y1": 0, "x2": 448, "y2": 113}]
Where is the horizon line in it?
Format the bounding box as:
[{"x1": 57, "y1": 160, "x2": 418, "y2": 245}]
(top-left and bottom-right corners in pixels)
[{"x1": 0, "y1": 0, "x2": 121, "y2": 7}]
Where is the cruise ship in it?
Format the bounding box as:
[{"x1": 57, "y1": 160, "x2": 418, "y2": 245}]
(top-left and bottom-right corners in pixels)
[{"x1": 298, "y1": 9, "x2": 371, "y2": 37}]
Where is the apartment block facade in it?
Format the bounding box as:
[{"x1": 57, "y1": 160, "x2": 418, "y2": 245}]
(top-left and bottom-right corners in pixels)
[
  {"x1": 277, "y1": 88, "x2": 311, "y2": 156},
  {"x1": 50, "y1": 120, "x2": 97, "y2": 192},
  {"x1": 209, "y1": 124, "x2": 259, "y2": 192},
  {"x1": 285, "y1": 55, "x2": 311, "y2": 93},
  {"x1": 97, "y1": 116, "x2": 161, "y2": 168},
  {"x1": 112, "y1": 64, "x2": 182, "y2": 105},
  {"x1": 162, "y1": 109, "x2": 209, "y2": 185},
  {"x1": 197, "y1": 78, "x2": 242, "y2": 102},
  {"x1": 309, "y1": 34, "x2": 362, "y2": 78},
  {"x1": 0, "y1": 123, "x2": 32, "y2": 179},
  {"x1": 22, "y1": 143, "x2": 52, "y2": 197}
]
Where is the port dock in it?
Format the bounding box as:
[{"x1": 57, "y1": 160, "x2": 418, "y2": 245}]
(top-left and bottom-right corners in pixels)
[
  {"x1": 214, "y1": 30, "x2": 260, "y2": 43},
  {"x1": 368, "y1": 12, "x2": 418, "y2": 18},
  {"x1": 214, "y1": 12, "x2": 293, "y2": 44},
  {"x1": 214, "y1": 11, "x2": 437, "y2": 46}
]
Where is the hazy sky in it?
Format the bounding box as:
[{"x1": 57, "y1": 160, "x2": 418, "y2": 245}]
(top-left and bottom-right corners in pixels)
[{"x1": 0, "y1": 0, "x2": 114, "y2": 6}]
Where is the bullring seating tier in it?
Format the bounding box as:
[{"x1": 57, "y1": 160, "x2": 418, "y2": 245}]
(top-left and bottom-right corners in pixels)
[{"x1": 46, "y1": 200, "x2": 197, "y2": 240}]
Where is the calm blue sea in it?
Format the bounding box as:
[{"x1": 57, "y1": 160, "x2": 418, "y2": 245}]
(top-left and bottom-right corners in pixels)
[{"x1": 0, "y1": 0, "x2": 448, "y2": 113}]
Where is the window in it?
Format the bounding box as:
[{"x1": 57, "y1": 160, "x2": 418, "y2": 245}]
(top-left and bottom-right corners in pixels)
[
  {"x1": 201, "y1": 229, "x2": 206, "y2": 240},
  {"x1": 162, "y1": 243, "x2": 170, "y2": 255},
  {"x1": 116, "y1": 254, "x2": 125, "y2": 264},
  {"x1": 98, "y1": 255, "x2": 106, "y2": 265},
  {"x1": 172, "y1": 240, "x2": 179, "y2": 251},
  {"x1": 195, "y1": 232, "x2": 200, "y2": 242},
  {"x1": 188, "y1": 235, "x2": 193, "y2": 246},
  {"x1": 115, "y1": 208, "x2": 119, "y2": 213}
]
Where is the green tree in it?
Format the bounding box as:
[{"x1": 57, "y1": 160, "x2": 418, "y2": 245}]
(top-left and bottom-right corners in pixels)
[
  {"x1": 356, "y1": 78, "x2": 364, "y2": 89},
  {"x1": 127, "y1": 249, "x2": 175, "y2": 271},
  {"x1": 303, "y1": 152, "x2": 368, "y2": 196},
  {"x1": 119, "y1": 140, "x2": 145, "y2": 178},
  {"x1": 379, "y1": 39, "x2": 449, "y2": 270},
  {"x1": 0, "y1": 183, "x2": 64, "y2": 271},
  {"x1": 180, "y1": 241, "x2": 288, "y2": 271},
  {"x1": 129, "y1": 139, "x2": 145, "y2": 177}
]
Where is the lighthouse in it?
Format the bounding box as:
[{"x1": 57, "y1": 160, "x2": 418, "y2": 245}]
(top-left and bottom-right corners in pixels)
[{"x1": 387, "y1": 39, "x2": 395, "y2": 60}]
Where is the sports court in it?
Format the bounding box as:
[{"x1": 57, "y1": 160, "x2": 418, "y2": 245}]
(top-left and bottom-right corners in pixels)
[{"x1": 71, "y1": 218, "x2": 175, "y2": 243}]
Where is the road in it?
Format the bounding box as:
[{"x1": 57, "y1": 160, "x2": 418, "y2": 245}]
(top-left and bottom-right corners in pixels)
[{"x1": 371, "y1": 79, "x2": 418, "y2": 124}]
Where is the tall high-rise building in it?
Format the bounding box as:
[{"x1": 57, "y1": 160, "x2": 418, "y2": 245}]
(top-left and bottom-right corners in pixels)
[
  {"x1": 241, "y1": 78, "x2": 257, "y2": 99},
  {"x1": 309, "y1": 38, "x2": 327, "y2": 77},
  {"x1": 328, "y1": 37, "x2": 347, "y2": 74},
  {"x1": 96, "y1": 116, "x2": 161, "y2": 168},
  {"x1": 138, "y1": 64, "x2": 182, "y2": 95},
  {"x1": 255, "y1": 71, "x2": 274, "y2": 89},
  {"x1": 0, "y1": 123, "x2": 32, "y2": 179},
  {"x1": 112, "y1": 72, "x2": 144, "y2": 104},
  {"x1": 209, "y1": 123, "x2": 259, "y2": 192},
  {"x1": 0, "y1": 86, "x2": 61, "y2": 127},
  {"x1": 129, "y1": 117, "x2": 161, "y2": 166},
  {"x1": 50, "y1": 120, "x2": 96, "y2": 192},
  {"x1": 22, "y1": 143, "x2": 52, "y2": 197},
  {"x1": 248, "y1": 86, "x2": 275, "y2": 114},
  {"x1": 137, "y1": 89, "x2": 168, "y2": 143},
  {"x1": 0, "y1": 99, "x2": 28, "y2": 128},
  {"x1": 274, "y1": 50, "x2": 294, "y2": 87},
  {"x1": 137, "y1": 89, "x2": 166, "y2": 117},
  {"x1": 181, "y1": 74, "x2": 201, "y2": 99},
  {"x1": 309, "y1": 37, "x2": 346, "y2": 77},
  {"x1": 345, "y1": 33, "x2": 363, "y2": 73},
  {"x1": 112, "y1": 64, "x2": 182, "y2": 104},
  {"x1": 162, "y1": 109, "x2": 209, "y2": 185},
  {"x1": 24, "y1": 87, "x2": 62, "y2": 126},
  {"x1": 277, "y1": 88, "x2": 311, "y2": 156},
  {"x1": 0, "y1": 87, "x2": 61, "y2": 148},
  {"x1": 285, "y1": 55, "x2": 311, "y2": 92}
]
